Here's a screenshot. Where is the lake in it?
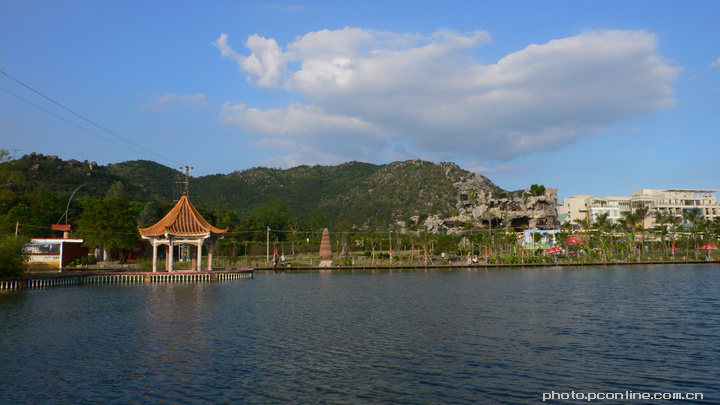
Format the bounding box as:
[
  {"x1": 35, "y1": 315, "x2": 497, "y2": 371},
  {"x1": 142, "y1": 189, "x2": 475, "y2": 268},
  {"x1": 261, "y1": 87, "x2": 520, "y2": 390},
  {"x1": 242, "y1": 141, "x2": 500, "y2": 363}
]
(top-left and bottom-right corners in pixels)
[{"x1": 1, "y1": 264, "x2": 719, "y2": 404}]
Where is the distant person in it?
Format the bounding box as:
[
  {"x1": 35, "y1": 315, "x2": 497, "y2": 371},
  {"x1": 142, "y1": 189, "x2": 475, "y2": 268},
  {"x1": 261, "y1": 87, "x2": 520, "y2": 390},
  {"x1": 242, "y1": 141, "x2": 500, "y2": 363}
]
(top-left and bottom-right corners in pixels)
[{"x1": 281, "y1": 253, "x2": 286, "y2": 266}]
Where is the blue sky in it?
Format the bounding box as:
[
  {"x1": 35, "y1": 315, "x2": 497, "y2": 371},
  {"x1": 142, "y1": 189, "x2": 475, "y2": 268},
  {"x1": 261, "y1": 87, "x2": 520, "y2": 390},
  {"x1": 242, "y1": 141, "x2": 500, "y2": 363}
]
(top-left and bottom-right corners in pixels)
[{"x1": 2, "y1": 0, "x2": 719, "y2": 202}]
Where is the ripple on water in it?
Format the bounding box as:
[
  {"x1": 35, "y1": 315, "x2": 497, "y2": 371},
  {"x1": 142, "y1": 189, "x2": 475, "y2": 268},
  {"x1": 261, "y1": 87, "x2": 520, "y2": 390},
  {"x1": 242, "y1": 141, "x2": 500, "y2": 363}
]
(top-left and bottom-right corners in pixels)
[{"x1": 1, "y1": 265, "x2": 719, "y2": 403}]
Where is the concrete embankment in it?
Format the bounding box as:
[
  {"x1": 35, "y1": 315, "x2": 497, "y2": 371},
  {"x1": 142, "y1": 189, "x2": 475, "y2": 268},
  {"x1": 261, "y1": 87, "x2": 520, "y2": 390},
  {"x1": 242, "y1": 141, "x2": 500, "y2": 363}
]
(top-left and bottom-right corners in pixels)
[{"x1": 0, "y1": 268, "x2": 254, "y2": 290}]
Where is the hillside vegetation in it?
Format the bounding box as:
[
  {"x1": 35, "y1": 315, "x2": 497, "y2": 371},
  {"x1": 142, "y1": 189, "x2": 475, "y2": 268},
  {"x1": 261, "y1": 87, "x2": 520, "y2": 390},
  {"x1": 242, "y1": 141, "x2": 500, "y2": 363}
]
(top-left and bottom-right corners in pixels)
[{"x1": 1, "y1": 153, "x2": 500, "y2": 230}]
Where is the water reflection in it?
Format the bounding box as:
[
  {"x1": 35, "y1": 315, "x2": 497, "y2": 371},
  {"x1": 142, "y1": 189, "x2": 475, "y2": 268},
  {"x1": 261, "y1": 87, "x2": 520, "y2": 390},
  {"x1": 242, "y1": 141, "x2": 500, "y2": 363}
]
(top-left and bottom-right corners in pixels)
[{"x1": 1, "y1": 265, "x2": 719, "y2": 403}]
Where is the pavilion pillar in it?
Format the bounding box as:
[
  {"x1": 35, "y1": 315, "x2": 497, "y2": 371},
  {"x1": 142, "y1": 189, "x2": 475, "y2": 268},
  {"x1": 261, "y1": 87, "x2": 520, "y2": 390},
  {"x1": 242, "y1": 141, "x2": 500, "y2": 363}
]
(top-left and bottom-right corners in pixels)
[
  {"x1": 191, "y1": 245, "x2": 197, "y2": 270},
  {"x1": 168, "y1": 238, "x2": 174, "y2": 272},
  {"x1": 207, "y1": 239, "x2": 214, "y2": 271},
  {"x1": 152, "y1": 242, "x2": 158, "y2": 273},
  {"x1": 197, "y1": 241, "x2": 203, "y2": 271}
]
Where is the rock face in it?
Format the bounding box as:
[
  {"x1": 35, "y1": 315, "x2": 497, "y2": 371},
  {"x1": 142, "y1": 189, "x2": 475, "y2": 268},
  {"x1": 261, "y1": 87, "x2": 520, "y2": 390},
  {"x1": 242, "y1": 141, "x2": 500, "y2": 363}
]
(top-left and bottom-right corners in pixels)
[
  {"x1": 417, "y1": 187, "x2": 559, "y2": 234},
  {"x1": 466, "y1": 187, "x2": 559, "y2": 230},
  {"x1": 319, "y1": 228, "x2": 332, "y2": 259}
]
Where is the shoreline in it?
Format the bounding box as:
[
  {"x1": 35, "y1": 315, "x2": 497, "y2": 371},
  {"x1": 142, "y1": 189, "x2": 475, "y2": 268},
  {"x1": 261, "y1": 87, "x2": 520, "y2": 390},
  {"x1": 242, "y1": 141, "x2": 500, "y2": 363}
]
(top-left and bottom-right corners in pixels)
[{"x1": 3, "y1": 261, "x2": 718, "y2": 290}]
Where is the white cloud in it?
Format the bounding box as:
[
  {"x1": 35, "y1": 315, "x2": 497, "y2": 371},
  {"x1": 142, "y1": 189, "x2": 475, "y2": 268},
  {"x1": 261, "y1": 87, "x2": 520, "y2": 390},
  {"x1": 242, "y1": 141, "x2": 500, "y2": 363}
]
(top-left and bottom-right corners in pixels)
[
  {"x1": 143, "y1": 93, "x2": 207, "y2": 112},
  {"x1": 712, "y1": 57, "x2": 720, "y2": 67},
  {"x1": 213, "y1": 33, "x2": 286, "y2": 88},
  {"x1": 218, "y1": 102, "x2": 385, "y2": 137},
  {"x1": 214, "y1": 28, "x2": 679, "y2": 166}
]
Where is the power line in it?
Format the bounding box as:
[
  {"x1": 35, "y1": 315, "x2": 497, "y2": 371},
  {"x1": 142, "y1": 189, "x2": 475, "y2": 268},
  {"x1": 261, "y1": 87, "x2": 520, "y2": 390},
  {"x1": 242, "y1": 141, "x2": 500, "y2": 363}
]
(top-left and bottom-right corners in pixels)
[{"x1": 0, "y1": 70, "x2": 184, "y2": 167}]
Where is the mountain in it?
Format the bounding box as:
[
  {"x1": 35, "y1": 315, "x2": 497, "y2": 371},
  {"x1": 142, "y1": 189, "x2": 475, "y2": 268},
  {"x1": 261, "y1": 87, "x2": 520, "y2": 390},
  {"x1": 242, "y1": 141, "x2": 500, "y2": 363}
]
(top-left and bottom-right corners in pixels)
[{"x1": 1, "y1": 153, "x2": 501, "y2": 228}]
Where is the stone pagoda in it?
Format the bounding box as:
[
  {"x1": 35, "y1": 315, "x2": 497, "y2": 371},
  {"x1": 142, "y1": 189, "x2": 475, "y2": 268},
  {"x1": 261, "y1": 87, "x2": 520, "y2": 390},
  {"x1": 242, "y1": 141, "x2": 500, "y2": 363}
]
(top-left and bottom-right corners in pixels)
[{"x1": 319, "y1": 228, "x2": 333, "y2": 260}]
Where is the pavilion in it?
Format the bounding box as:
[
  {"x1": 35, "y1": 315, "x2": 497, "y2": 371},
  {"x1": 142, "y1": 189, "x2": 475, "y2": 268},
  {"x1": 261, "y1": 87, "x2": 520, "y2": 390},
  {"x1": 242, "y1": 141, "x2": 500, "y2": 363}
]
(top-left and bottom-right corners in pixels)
[{"x1": 139, "y1": 193, "x2": 227, "y2": 272}]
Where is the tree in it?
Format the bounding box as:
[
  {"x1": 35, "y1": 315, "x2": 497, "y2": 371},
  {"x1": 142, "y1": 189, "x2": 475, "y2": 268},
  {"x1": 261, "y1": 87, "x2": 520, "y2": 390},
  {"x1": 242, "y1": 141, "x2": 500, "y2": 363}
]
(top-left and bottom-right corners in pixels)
[
  {"x1": 592, "y1": 212, "x2": 612, "y2": 261},
  {"x1": 287, "y1": 217, "x2": 301, "y2": 258},
  {"x1": 573, "y1": 217, "x2": 590, "y2": 233},
  {"x1": 529, "y1": 184, "x2": 546, "y2": 197},
  {"x1": 75, "y1": 198, "x2": 140, "y2": 261},
  {"x1": 251, "y1": 199, "x2": 291, "y2": 241},
  {"x1": 435, "y1": 234, "x2": 460, "y2": 256},
  {"x1": 364, "y1": 229, "x2": 380, "y2": 265},
  {"x1": 105, "y1": 181, "x2": 128, "y2": 199},
  {"x1": 418, "y1": 230, "x2": 434, "y2": 264},
  {"x1": 652, "y1": 211, "x2": 676, "y2": 253},
  {"x1": 212, "y1": 206, "x2": 241, "y2": 258},
  {"x1": 138, "y1": 201, "x2": 163, "y2": 227},
  {"x1": 1, "y1": 191, "x2": 65, "y2": 237},
  {"x1": 634, "y1": 206, "x2": 651, "y2": 255},
  {"x1": 306, "y1": 211, "x2": 329, "y2": 238},
  {"x1": 338, "y1": 221, "x2": 352, "y2": 259},
  {"x1": 0, "y1": 149, "x2": 21, "y2": 213},
  {"x1": 619, "y1": 211, "x2": 639, "y2": 257},
  {"x1": 0, "y1": 235, "x2": 28, "y2": 277},
  {"x1": 682, "y1": 208, "x2": 704, "y2": 260}
]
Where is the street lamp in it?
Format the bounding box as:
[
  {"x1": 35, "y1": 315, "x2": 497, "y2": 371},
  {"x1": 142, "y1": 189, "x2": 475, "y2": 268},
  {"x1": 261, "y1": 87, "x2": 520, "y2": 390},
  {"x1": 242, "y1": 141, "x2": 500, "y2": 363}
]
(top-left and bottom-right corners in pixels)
[{"x1": 57, "y1": 183, "x2": 94, "y2": 225}]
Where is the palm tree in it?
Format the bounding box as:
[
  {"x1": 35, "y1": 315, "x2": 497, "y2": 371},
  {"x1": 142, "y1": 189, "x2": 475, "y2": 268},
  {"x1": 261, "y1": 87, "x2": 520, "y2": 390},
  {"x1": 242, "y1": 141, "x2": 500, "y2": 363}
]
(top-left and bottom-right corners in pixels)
[
  {"x1": 667, "y1": 215, "x2": 682, "y2": 259},
  {"x1": 682, "y1": 208, "x2": 704, "y2": 260},
  {"x1": 619, "y1": 211, "x2": 639, "y2": 258},
  {"x1": 573, "y1": 217, "x2": 590, "y2": 233},
  {"x1": 593, "y1": 212, "x2": 612, "y2": 261},
  {"x1": 634, "y1": 206, "x2": 651, "y2": 255},
  {"x1": 652, "y1": 211, "x2": 679, "y2": 254}
]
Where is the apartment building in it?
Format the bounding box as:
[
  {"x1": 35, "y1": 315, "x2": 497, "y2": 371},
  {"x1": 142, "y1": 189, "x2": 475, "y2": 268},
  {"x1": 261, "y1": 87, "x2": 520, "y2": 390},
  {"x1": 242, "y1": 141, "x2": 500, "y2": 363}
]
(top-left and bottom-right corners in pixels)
[
  {"x1": 587, "y1": 196, "x2": 631, "y2": 225},
  {"x1": 559, "y1": 195, "x2": 630, "y2": 226},
  {"x1": 558, "y1": 195, "x2": 590, "y2": 225},
  {"x1": 559, "y1": 189, "x2": 719, "y2": 228},
  {"x1": 632, "y1": 189, "x2": 719, "y2": 228}
]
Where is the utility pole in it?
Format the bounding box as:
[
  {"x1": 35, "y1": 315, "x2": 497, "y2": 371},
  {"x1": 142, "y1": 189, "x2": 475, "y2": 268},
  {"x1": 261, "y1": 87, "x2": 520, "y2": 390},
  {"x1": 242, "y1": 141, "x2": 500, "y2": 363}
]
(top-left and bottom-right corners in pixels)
[
  {"x1": 389, "y1": 229, "x2": 393, "y2": 265},
  {"x1": 180, "y1": 166, "x2": 193, "y2": 196}
]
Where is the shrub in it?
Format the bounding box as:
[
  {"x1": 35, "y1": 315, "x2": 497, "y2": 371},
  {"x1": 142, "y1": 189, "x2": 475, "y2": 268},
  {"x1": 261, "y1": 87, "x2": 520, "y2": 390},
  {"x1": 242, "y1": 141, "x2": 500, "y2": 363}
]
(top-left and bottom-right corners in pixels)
[{"x1": 68, "y1": 255, "x2": 97, "y2": 266}]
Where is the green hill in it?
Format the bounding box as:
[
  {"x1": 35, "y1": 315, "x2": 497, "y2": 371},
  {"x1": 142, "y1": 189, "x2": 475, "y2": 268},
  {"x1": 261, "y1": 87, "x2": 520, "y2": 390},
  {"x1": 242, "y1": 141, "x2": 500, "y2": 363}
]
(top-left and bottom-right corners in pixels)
[{"x1": 1, "y1": 153, "x2": 501, "y2": 229}]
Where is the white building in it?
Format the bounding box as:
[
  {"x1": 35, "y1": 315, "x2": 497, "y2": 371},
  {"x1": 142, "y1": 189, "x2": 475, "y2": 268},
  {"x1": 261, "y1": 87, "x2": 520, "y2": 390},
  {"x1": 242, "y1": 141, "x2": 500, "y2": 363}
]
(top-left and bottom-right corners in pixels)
[
  {"x1": 587, "y1": 196, "x2": 631, "y2": 225},
  {"x1": 559, "y1": 195, "x2": 630, "y2": 226},
  {"x1": 559, "y1": 189, "x2": 719, "y2": 229},
  {"x1": 24, "y1": 238, "x2": 87, "y2": 270},
  {"x1": 632, "y1": 189, "x2": 719, "y2": 228}
]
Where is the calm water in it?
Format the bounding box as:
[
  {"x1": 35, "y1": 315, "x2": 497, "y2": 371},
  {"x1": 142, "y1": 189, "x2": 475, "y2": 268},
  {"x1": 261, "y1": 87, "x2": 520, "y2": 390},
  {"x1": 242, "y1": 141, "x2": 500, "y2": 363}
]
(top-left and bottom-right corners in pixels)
[{"x1": 1, "y1": 265, "x2": 719, "y2": 404}]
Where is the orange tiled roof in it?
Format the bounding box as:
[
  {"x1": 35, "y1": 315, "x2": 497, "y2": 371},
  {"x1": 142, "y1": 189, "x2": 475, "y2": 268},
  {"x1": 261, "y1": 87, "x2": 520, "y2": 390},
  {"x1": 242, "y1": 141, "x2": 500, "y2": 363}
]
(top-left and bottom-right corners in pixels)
[{"x1": 138, "y1": 195, "x2": 227, "y2": 238}]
